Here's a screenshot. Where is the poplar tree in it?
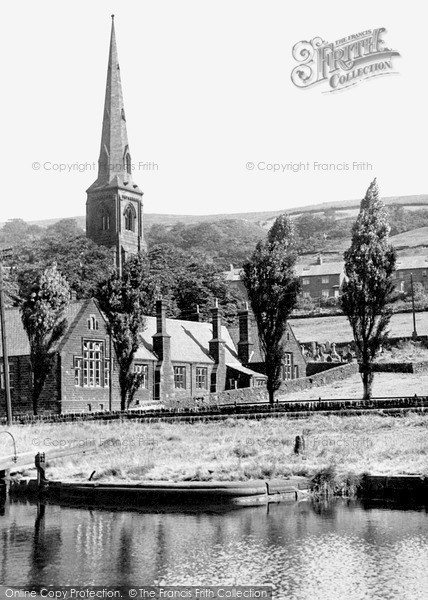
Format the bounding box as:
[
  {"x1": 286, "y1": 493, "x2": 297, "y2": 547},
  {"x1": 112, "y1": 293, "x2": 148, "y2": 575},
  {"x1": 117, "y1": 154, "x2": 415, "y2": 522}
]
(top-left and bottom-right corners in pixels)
[
  {"x1": 20, "y1": 264, "x2": 70, "y2": 415},
  {"x1": 96, "y1": 253, "x2": 155, "y2": 410},
  {"x1": 243, "y1": 214, "x2": 300, "y2": 403},
  {"x1": 341, "y1": 179, "x2": 396, "y2": 400}
]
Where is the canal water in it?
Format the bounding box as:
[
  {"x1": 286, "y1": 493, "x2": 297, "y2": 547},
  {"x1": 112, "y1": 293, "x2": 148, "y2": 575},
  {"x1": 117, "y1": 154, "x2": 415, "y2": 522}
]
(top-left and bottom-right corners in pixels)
[{"x1": 1, "y1": 498, "x2": 428, "y2": 599}]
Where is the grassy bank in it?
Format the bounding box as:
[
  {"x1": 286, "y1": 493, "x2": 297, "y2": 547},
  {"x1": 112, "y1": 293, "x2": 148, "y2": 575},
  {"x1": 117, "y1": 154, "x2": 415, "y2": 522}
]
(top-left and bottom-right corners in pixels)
[
  {"x1": 1, "y1": 412, "x2": 428, "y2": 484},
  {"x1": 278, "y1": 371, "x2": 428, "y2": 401}
]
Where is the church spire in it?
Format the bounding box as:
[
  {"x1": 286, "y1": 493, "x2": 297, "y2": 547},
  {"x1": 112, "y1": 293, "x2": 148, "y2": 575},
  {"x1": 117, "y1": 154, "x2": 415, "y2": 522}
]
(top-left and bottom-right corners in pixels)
[
  {"x1": 88, "y1": 15, "x2": 140, "y2": 192},
  {"x1": 86, "y1": 16, "x2": 145, "y2": 271}
]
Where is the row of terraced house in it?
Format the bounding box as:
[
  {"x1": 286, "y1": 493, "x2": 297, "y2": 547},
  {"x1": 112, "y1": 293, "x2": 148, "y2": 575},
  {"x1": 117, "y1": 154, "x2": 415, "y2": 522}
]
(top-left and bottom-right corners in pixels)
[{"x1": 225, "y1": 254, "x2": 428, "y2": 301}]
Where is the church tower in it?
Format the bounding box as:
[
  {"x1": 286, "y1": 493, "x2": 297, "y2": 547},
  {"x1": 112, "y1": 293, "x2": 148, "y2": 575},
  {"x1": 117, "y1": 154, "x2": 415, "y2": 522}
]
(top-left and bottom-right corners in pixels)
[{"x1": 86, "y1": 15, "x2": 145, "y2": 272}]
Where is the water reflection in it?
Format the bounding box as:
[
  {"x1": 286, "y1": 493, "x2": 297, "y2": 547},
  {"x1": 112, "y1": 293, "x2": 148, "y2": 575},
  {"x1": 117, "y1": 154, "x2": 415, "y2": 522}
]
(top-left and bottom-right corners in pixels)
[{"x1": 1, "y1": 498, "x2": 428, "y2": 599}]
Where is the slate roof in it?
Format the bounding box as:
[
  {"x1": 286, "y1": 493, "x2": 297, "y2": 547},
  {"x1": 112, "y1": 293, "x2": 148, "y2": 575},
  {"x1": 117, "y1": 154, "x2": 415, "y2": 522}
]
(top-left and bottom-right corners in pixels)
[
  {"x1": 0, "y1": 302, "x2": 86, "y2": 357},
  {"x1": 228, "y1": 321, "x2": 304, "y2": 364},
  {"x1": 135, "y1": 316, "x2": 241, "y2": 365},
  {"x1": 0, "y1": 301, "x2": 265, "y2": 378},
  {"x1": 224, "y1": 262, "x2": 346, "y2": 281},
  {"x1": 223, "y1": 266, "x2": 243, "y2": 282},
  {"x1": 395, "y1": 256, "x2": 428, "y2": 270},
  {"x1": 296, "y1": 262, "x2": 345, "y2": 277}
]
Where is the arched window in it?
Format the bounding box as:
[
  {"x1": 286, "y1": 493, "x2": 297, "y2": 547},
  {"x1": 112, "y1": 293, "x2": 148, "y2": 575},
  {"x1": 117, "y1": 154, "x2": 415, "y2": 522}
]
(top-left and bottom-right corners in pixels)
[
  {"x1": 124, "y1": 204, "x2": 136, "y2": 232},
  {"x1": 101, "y1": 211, "x2": 110, "y2": 231},
  {"x1": 123, "y1": 146, "x2": 132, "y2": 175},
  {"x1": 87, "y1": 315, "x2": 99, "y2": 330},
  {"x1": 125, "y1": 152, "x2": 132, "y2": 175}
]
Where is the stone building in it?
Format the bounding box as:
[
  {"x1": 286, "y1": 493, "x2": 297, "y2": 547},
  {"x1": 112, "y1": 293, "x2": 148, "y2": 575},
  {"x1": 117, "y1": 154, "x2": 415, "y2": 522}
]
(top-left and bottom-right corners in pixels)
[
  {"x1": 86, "y1": 16, "x2": 145, "y2": 273},
  {"x1": 228, "y1": 304, "x2": 307, "y2": 382},
  {"x1": 0, "y1": 299, "x2": 265, "y2": 416},
  {"x1": 224, "y1": 255, "x2": 346, "y2": 302},
  {"x1": 297, "y1": 255, "x2": 345, "y2": 300},
  {"x1": 392, "y1": 256, "x2": 428, "y2": 293}
]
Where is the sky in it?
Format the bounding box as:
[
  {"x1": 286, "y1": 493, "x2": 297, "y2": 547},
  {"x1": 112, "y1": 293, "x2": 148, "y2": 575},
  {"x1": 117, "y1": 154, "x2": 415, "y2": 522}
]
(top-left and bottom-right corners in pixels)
[{"x1": 2, "y1": 1, "x2": 427, "y2": 222}]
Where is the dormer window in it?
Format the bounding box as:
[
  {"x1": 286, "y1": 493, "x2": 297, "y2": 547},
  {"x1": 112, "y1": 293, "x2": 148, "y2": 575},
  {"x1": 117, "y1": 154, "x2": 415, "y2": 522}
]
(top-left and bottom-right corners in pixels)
[{"x1": 124, "y1": 204, "x2": 136, "y2": 232}]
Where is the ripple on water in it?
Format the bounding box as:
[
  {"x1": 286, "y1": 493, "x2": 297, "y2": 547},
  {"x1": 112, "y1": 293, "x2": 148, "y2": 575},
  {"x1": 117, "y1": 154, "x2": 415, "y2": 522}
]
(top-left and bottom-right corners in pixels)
[{"x1": 1, "y1": 501, "x2": 428, "y2": 599}]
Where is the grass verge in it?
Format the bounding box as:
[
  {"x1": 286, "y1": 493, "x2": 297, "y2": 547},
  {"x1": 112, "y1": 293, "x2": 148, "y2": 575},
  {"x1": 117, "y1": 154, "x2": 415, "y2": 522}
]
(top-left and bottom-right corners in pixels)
[{"x1": 1, "y1": 412, "x2": 428, "y2": 484}]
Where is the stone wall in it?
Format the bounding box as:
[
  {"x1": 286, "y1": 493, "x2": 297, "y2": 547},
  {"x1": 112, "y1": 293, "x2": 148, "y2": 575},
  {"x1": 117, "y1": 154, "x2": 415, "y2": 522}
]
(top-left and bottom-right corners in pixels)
[
  {"x1": 172, "y1": 362, "x2": 360, "y2": 408},
  {"x1": 306, "y1": 362, "x2": 349, "y2": 376},
  {"x1": 372, "y1": 361, "x2": 428, "y2": 373}
]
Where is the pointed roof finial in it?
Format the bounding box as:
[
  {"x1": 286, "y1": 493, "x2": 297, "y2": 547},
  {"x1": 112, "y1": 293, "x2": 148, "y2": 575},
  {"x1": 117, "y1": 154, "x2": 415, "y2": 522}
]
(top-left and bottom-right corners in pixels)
[{"x1": 111, "y1": 14, "x2": 115, "y2": 20}]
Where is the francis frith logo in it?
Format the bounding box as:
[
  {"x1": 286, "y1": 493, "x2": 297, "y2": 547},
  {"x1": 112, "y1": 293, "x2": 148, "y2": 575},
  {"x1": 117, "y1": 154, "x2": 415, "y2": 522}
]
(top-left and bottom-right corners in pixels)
[{"x1": 291, "y1": 28, "x2": 400, "y2": 92}]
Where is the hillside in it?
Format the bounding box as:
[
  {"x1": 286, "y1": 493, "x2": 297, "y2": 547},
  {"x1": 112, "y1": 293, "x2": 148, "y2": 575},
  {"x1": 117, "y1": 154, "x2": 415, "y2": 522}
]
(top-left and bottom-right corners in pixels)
[
  {"x1": 1, "y1": 193, "x2": 427, "y2": 268},
  {"x1": 389, "y1": 227, "x2": 428, "y2": 249},
  {"x1": 4, "y1": 192, "x2": 427, "y2": 232}
]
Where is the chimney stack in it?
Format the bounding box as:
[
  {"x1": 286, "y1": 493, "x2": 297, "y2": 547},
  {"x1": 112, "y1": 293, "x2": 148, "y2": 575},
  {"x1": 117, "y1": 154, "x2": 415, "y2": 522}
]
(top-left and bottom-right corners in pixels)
[
  {"x1": 317, "y1": 254, "x2": 323, "y2": 265},
  {"x1": 152, "y1": 298, "x2": 170, "y2": 361},
  {"x1": 209, "y1": 299, "x2": 226, "y2": 391},
  {"x1": 152, "y1": 298, "x2": 174, "y2": 403},
  {"x1": 238, "y1": 302, "x2": 253, "y2": 364}
]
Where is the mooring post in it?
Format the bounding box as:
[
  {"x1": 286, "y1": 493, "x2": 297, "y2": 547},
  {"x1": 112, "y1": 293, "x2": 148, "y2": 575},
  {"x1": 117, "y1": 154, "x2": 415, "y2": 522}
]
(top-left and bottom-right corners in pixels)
[
  {"x1": 35, "y1": 452, "x2": 48, "y2": 487},
  {"x1": 294, "y1": 435, "x2": 305, "y2": 455},
  {"x1": 0, "y1": 468, "x2": 10, "y2": 498}
]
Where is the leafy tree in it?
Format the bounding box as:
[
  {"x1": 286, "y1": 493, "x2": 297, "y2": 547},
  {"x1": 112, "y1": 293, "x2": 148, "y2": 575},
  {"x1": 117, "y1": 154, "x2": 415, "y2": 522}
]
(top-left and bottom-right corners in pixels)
[
  {"x1": 10, "y1": 222, "x2": 114, "y2": 300},
  {"x1": 341, "y1": 179, "x2": 397, "y2": 400},
  {"x1": 20, "y1": 264, "x2": 70, "y2": 415},
  {"x1": 146, "y1": 244, "x2": 241, "y2": 323},
  {"x1": 96, "y1": 253, "x2": 156, "y2": 410},
  {"x1": 46, "y1": 218, "x2": 84, "y2": 237},
  {"x1": 243, "y1": 214, "x2": 300, "y2": 403},
  {"x1": 147, "y1": 219, "x2": 266, "y2": 269},
  {"x1": 0, "y1": 219, "x2": 43, "y2": 246}
]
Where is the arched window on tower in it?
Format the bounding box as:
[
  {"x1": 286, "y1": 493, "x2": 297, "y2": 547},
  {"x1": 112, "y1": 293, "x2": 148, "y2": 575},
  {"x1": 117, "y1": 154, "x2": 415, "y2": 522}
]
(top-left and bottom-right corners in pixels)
[
  {"x1": 101, "y1": 206, "x2": 111, "y2": 231},
  {"x1": 124, "y1": 204, "x2": 136, "y2": 232}
]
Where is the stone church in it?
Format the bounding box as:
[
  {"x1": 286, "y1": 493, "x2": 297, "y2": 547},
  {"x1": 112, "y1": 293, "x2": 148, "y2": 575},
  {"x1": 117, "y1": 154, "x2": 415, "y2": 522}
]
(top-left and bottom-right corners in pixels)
[{"x1": 86, "y1": 15, "x2": 145, "y2": 272}]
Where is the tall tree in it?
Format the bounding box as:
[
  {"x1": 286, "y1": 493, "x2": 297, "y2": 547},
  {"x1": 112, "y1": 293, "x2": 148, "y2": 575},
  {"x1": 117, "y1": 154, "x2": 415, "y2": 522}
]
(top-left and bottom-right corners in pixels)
[
  {"x1": 96, "y1": 253, "x2": 155, "y2": 410},
  {"x1": 341, "y1": 179, "x2": 397, "y2": 400},
  {"x1": 10, "y1": 224, "x2": 115, "y2": 301},
  {"x1": 20, "y1": 264, "x2": 70, "y2": 415},
  {"x1": 242, "y1": 214, "x2": 300, "y2": 403}
]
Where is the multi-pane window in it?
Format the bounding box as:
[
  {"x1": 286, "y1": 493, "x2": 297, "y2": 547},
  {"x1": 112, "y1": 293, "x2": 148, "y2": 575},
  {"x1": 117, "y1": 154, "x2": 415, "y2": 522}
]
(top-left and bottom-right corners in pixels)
[
  {"x1": 134, "y1": 364, "x2": 148, "y2": 389},
  {"x1": 195, "y1": 367, "x2": 207, "y2": 390},
  {"x1": 302, "y1": 278, "x2": 310, "y2": 286},
  {"x1": 283, "y1": 353, "x2": 293, "y2": 380},
  {"x1": 303, "y1": 291, "x2": 311, "y2": 299},
  {"x1": 321, "y1": 276, "x2": 329, "y2": 284},
  {"x1": 0, "y1": 362, "x2": 14, "y2": 389},
  {"x1": 174, "y1": 366, "x2": 186, "y2": 389},
  {"x1": 322, "y1": 289, "x2": 329, "y2": 298},
  {"x1": 83, "y1": 341, "x2": 103, "y2": 387},
  {"x1": 73, "y1": 341, "x2": 108, "y2": 388}
]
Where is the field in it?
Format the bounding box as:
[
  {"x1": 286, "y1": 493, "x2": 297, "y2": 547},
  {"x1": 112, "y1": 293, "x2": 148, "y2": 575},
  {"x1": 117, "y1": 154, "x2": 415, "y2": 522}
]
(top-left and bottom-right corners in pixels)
[
  {"x1": 390, "y1": 226, "x2": 428, "y2": 248},
  {"x1": 278, "y1": 372, "x2": 428, "y2": 401},
  {"x1": 290, "y1": 311, "x2": 428, "y2": 343}
]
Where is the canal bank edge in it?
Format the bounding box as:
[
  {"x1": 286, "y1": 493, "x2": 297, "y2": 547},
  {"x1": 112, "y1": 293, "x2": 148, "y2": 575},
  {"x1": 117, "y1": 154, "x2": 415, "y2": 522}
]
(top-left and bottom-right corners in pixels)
[
  {"x1": 7, "y1": 477, "x2": 311, "y2": 507},
  {"x1": 6, "y1": 473, "x2": 428, "y2": 506}
]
